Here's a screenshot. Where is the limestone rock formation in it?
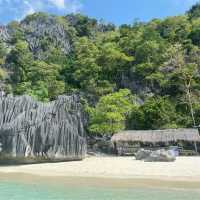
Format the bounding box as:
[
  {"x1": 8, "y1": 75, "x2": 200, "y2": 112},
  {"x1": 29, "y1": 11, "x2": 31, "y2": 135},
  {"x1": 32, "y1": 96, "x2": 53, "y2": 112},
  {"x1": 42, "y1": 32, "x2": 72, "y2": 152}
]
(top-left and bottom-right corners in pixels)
[
  {"x1": 21, "y1": 14, "x2": 74, "y2": 58},
  {"x1": 0, "y1": 94, "x2": 87, "y2": 164},
  {"x1": 0, "y1": 26, "x2": 10, "y2": 42},
  {"x1": 0, "y1": 14, "x2": 75, "y2": 60}
]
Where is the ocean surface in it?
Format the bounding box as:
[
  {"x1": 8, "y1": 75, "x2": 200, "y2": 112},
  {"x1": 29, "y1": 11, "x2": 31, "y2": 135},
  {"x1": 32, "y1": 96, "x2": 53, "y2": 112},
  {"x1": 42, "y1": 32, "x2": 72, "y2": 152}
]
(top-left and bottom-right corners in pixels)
[{"x1": 0, "y1": 178, "x2": 200, "y2": 200}]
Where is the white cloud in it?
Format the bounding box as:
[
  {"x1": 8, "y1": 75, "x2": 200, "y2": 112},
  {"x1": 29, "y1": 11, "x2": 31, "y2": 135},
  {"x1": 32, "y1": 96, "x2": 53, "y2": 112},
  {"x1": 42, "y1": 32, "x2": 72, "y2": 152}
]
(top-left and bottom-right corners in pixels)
[
  {"x1": 20, "y1": 1, "x2": 35, "y2": 20},
  {"x1": 0, "y1": 0, "x2": 82, "y2": 24},
  {"x1": 49, "y1": 0, "x2": 65, "y2": 9}
]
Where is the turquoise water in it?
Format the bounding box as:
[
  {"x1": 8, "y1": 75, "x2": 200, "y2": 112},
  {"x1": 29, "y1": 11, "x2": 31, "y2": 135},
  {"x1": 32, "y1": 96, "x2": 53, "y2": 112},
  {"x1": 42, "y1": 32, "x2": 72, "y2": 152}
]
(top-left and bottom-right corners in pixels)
[{"x1": 0, "y1": 180, "x2": 200, "y2": 200}]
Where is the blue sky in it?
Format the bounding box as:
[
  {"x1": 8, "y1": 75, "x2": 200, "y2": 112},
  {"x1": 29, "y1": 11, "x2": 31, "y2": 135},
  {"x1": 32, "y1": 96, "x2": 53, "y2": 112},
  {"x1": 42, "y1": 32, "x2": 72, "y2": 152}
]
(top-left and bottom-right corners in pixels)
[{"x1": 0, "y1": 0, "x2": 199, "y2": 25}]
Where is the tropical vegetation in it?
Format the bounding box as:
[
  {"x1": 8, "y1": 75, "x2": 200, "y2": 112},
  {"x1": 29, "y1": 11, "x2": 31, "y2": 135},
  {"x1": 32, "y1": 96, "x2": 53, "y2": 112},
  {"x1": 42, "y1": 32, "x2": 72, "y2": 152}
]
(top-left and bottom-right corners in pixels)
[{"x1": 1, "y1": 3, "x2": 200, "y2": 134}]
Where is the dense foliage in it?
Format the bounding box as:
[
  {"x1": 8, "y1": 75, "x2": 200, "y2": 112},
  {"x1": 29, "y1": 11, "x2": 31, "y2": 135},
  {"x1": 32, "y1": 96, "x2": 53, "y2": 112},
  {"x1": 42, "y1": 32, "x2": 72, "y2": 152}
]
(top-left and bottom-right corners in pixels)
[
  {"x1": 88, "y1": 89, "x2": 136, "y2": 135},
  {"x1": 1, "y1": 3, "x2": 200, "y2": 134}
]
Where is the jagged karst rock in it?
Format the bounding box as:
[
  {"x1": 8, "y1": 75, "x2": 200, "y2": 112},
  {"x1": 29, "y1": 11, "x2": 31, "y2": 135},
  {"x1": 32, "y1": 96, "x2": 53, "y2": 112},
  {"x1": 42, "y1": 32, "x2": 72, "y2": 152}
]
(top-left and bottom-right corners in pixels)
[
  {"x1": 0, "y1": 26, "x2": 10, "y2": 42},
  {"x1": 0, "y1": 14, "x2": 76, "y2": 60},
  {"x1": 21, "y1": 14, "x2": 74, "y2": 57},
  {"x1": 0, "y1": 94, "x2": 87, "y2": 164}
]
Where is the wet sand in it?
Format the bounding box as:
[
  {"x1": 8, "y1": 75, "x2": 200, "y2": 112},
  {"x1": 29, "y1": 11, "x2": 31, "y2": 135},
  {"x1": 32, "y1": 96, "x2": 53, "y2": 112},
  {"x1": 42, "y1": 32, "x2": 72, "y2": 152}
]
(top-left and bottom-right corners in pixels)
[{"x1": 1, "y1": 172, "x2": 200, "y2": 190}]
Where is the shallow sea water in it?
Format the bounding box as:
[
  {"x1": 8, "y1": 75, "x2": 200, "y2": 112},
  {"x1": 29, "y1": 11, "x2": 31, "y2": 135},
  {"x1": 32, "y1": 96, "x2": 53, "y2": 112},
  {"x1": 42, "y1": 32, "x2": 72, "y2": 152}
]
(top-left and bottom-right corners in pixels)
[{"x1": 0, "y1": 179, "x2": 200, "y2": 200}]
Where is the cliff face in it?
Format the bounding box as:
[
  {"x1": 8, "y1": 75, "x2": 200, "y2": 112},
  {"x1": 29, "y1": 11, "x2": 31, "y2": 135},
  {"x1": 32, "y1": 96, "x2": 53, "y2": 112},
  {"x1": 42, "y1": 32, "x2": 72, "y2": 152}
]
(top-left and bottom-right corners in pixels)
[
  {"x1": 21, "y1": 14, "x2": 75, "y2": 57},
  {"x1": 0, "y1": 94, "x2": 87, "y2": 164},
  {"x1": 0, "y1": 14, "x2": 76, "y2": 60},
  {"x1": 0, "y1": 26, "x2": 10, "y2": 42}
]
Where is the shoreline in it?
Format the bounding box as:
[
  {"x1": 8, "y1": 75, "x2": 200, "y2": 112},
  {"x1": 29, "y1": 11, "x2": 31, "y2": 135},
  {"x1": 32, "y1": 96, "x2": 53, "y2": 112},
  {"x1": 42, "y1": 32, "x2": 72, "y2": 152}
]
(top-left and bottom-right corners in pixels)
[
  {"x1": 1, "y1": 156, "x2": 200, "y2": 188},
  {"x1": 1, "y1": 172, "x2": 200, "y2": 190}
]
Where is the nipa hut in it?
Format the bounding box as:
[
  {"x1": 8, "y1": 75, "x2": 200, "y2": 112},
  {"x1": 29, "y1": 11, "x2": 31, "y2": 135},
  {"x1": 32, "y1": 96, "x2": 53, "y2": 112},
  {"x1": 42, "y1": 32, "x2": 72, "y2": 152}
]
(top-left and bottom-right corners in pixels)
[{"x1": 111, "y1": 129, "x2": 200, "y2": 156}]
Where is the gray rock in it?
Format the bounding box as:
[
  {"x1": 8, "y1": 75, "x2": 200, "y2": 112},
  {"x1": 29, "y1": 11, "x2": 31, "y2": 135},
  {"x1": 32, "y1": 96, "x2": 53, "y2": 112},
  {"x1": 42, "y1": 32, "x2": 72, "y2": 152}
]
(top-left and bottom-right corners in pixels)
[
  {"x1": 21, "y1": 15, "x2": 73, "y2": 58},
  {"x1": 144, "y1": 149, "x2": 176, "y2": 162},
  {"x1": 135, "y1": 149, "x2": 151, "y2": 160},
  {"x1": 0, "y1": 15, "x2": 75, "y2": 61},
  {"x1": 0, "y1": 94, "x2": 87, "y2": 164},
  {"x1": 87, "y1": 136, "x2": 115, "y2": 155},
  {"x1": 0, "y1": 26, "x2": 10, "y2": 42}
]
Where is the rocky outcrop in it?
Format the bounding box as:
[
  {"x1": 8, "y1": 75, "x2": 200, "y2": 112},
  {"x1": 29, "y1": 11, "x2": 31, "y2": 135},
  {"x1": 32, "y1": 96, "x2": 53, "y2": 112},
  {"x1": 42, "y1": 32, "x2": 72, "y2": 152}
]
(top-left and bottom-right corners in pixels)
[
  {"x1": 135, "y1": 149, "x2": 176, "y2": 162},
  {"x1": 0, "y1": 13, "x2": 76, "y2": 60},
  {"x1": 0, "y1": 94, "x2": 87, "y2": 164},
  {"x1": 119, "y1": 72, "x2": 162, "y2": 97},
  {"x1": 0, "y1": 26, "x2": 10, "y2": 42},
  {"x1": 21, "y1": 14, "x2": 75, "y2": 57},
  {"x1": 87, "y1": 136, "x2": 115, "y2": 155},
  {"x1": 135, "y1": 149, "x2": 151, "y2": 160}
]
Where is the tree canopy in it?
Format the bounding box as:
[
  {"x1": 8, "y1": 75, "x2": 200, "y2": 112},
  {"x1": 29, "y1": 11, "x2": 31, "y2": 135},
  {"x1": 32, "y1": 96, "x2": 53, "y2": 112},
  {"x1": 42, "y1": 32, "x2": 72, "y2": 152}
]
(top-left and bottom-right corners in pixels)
[
  {"x1": 88, "y1": 89, "x2": 135, "y2": 135},
  {"x1": 2, "y1": 2, "x2": 200, "y2": 134}
]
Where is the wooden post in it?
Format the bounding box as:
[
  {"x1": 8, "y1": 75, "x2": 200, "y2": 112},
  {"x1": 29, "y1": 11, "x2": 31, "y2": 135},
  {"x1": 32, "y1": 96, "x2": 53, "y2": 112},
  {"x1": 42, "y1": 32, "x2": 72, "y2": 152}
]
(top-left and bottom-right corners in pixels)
[
  {"x1": 114, "y1": 142, "x2": 117, "y2": 155},
  {"x1": 194, "y1": 142, "x2": 198, "y2": 154}
]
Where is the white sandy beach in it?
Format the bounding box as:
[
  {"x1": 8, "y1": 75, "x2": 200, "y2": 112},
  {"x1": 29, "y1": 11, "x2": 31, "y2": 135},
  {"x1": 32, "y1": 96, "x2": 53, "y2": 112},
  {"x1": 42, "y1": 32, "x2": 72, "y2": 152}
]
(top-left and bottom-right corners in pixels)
[{"x1": 0, "y1": 156, "x2": 200, "y2": 182}]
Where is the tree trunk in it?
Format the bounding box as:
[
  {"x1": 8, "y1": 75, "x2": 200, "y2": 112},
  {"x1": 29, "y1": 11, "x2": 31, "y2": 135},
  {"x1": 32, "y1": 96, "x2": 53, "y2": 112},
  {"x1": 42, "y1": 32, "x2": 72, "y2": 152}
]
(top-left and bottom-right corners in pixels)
[{"x1": 185, "y1": 80, "x2": 196, "y2": 127}]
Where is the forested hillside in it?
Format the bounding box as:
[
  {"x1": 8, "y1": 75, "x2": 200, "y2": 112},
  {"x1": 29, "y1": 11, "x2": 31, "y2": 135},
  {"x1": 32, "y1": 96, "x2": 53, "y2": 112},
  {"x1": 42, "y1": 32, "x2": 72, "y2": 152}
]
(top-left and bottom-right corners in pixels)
[{"x1": 1, "y1": 3, "x2": 200, "y2": 134}]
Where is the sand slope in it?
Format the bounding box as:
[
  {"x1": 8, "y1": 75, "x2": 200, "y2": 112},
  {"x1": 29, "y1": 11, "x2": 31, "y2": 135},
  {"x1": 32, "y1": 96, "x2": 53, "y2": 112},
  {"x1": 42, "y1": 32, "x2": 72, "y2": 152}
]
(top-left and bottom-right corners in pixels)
[{"x1": 0, "y1": 156, "x2": 200, "y2": 182}]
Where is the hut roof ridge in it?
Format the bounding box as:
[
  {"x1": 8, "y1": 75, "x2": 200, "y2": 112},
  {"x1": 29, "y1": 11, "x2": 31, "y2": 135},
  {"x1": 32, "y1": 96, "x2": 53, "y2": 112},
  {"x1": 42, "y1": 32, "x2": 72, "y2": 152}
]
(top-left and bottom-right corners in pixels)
[{"x1": 111, "y1": 128, "x2": 200, "y2": 143}]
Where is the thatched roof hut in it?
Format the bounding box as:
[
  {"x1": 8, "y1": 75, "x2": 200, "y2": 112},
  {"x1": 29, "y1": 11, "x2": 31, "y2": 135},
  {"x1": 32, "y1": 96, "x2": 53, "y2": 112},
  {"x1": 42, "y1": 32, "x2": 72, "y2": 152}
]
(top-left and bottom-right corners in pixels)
[{"x1": 111, "y1": 129, "x2": 200, "y2": 143}]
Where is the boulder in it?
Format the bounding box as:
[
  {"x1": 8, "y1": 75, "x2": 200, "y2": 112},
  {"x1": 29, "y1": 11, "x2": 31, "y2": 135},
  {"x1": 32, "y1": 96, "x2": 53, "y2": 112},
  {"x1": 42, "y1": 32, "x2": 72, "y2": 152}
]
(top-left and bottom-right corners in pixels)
[
  {"x1": 87, "y1": 136, "x2": 115, "y2": 155},
  {"x1": 144, "y1": 149, "x2": 176, "y2": 162},
  {"x1": 135, "y1": 149, "x2": 151, "y2": 160}
]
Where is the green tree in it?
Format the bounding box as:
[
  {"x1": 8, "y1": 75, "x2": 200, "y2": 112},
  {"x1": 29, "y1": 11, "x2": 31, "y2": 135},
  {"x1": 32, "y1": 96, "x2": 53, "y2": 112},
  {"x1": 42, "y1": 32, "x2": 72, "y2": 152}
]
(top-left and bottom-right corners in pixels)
[
  {"x1": 88, "y1": 89, "x2": 135, "y2": 135},
  {"x1": 0, "y1": 68, "x2": 7, "y2": 80},
  {"x1": 66, "y1": 14, "x2": 98, "y2": 37},
  {"x1": 135, "y1": 40, "x2": 166, "y2": 64},
  {"x1": 189, "y1": 18, "x2": 200, "y2": 46},
  {"x1": 163, "y1": 44, "x2": 200, "y2": 126},
  {"x1": 8, "y1": 42, "x2": 65, "y2": 100},
  {"x1": 7, "y1": 21, "x2": 24, "y2": 44},
  {"x1": 27, "y1": 61, "x2": 65, "y2": 100},
  {"x1": 157, "y1": 16, "x2": 191, "y2": 43},
  {"x1": 98, "y1": 42, "x2": 133, "y2": 82},
  {"x1": 0, "y1": 40, "x2": 7, "y2": 68},
  {"x1": 27, "y1": 81, "x2": 49, "y2": 102},
  {"x1": 187, "y1": 2, "x2": 200, "y2": 20},
  {"x1": 128, "y1": 97, "x2": 177, "y2": 130},
  {"x1": 8, "y1": 40, "x2": 33, "y2": 83},
  {"x1": 73, "y1": 37, "x2": 101, "y2": 92},
  {"x1": 15, "y1": 81, "x2": 49, "y2": 102}
]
